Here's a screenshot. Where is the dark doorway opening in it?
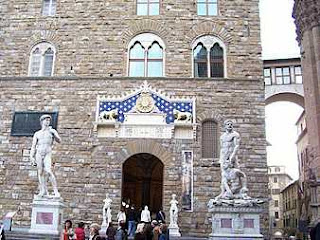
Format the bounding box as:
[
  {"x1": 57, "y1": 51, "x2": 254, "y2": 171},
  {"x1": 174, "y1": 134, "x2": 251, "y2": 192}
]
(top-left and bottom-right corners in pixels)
[{"x1": 122, "y1": 153, "x2": 164, "y2": 214}]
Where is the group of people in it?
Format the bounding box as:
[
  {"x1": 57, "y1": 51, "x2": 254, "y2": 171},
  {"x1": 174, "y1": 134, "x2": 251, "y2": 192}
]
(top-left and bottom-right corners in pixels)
[
  {"x1": 61, "y1": 203, "x2": 169, "y2": 240},
  {"x1": 111, "y1": 203, "x2": 169, "y2": 240}
]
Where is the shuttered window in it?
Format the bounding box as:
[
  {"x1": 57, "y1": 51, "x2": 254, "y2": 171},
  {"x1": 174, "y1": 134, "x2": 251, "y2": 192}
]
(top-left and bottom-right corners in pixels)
[{"x1": 202, "y1": 120, "x2": 218, "y2": 158}]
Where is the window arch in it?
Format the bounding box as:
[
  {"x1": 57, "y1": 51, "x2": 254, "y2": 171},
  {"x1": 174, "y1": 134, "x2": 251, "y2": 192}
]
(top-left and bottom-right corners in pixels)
[
  {"x1": 42, "y1": 0, "x2": 56, "y2": 16},
  {"x1": 201, "y1": 120, "x2": 219, "y2": 158},
  {"x1": 128, "y1": 33, "x2": 165, "y2": 77},
  {"x1": 28, "y1": 42, "x2": 56, "y2": 77},
  {"x1": 192, "y1": 35, "x2": 226, "y2": 78}
]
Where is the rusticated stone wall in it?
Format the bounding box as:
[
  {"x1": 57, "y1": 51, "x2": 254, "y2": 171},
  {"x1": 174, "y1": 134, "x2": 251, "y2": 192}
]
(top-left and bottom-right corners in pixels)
[
  {"x1": 0, "y1": 77, "x2": 268, "y2": 236},
  {"x1": 0, "y1": 0, "x2": 262, "y2": 79},
  {"x1": 0, "y1": 0, "x2": 267, "y2": 236}
]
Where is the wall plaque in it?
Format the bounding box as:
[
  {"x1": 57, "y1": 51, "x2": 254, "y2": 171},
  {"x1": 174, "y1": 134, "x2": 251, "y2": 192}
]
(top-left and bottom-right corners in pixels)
[{"x1": 36, "y1": 212, "x2": 53, "y2": 225}]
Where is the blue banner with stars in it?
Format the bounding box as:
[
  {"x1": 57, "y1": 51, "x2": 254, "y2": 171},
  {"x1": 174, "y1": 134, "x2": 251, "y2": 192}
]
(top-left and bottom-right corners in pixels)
[{"x1": 99, "y1": 92, "x2": 194, "y2": 124}]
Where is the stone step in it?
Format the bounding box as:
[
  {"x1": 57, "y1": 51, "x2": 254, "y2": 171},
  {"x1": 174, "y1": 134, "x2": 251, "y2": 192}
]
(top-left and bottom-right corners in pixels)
[{"x1": 5, "y1": 230, "x2": 59, "y2": 240}]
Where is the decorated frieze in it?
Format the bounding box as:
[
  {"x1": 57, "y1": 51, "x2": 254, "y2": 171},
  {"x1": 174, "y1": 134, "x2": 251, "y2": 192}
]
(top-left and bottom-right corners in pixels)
[{"x1": 96, "y1": 81, "x2": 196, "y2": 139}]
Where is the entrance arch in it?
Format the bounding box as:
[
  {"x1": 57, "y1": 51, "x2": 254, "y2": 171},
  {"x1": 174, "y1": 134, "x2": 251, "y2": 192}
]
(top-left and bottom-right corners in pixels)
[{"x1": 122, "y1": 153, "x2": 164, "y2": 213}]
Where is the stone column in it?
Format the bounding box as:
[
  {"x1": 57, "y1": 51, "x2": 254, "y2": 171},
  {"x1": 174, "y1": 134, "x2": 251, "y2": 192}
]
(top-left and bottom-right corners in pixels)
[{"x1": 293, "y1": 0, "x2": 320, "y2": 225}]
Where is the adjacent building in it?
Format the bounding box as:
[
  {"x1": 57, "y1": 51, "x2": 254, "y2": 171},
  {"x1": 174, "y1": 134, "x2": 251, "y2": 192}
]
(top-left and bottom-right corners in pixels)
[
  {"x1": 268, "y1": 166, "x2": 293, "y2": 239},
  {"x1": 263, "y1": 57, "x2": 304, "y2": 107},
  {"x1": 281, "y1": 180, "x2": 301, "y2": 238}
]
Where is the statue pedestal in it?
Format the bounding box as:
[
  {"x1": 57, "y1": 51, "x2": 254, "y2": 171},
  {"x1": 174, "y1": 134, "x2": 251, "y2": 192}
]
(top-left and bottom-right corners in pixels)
[
  {"x1": 29, "y1": 196, "x2": 64, "y2": 235},
  {"x1": 208, "y1": 205, "x2": 263, "y2": 240},
  {"x1": 169, "y1": 224, "x2": 181, "y2": 237},
  {"x1": 100, "y1": 221, "x2": 107, "y2": 237}
]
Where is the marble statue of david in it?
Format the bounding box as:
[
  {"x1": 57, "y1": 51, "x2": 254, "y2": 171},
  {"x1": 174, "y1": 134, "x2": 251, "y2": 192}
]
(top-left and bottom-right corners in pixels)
[{"x1": 30, "y1": 114, "x2": 61, "y2": 198}]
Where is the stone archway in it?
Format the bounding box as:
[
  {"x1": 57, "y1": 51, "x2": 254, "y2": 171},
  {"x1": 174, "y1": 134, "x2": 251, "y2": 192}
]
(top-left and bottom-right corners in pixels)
[
  {"x1": 122, "y1": 153, "x2": 164, "y2": 214},
  {"x1": 265, "y1": 92, "x2": 305, "y2": 107}
]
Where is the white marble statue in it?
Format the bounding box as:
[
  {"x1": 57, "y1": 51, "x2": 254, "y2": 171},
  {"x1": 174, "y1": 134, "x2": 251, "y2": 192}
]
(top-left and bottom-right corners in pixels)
[
  {"x1": 102, "y1": 193, "x2": 112, "y2": 228},
  {"x1": 216, "y1": 161, "x2": 250, "y2": 200},
  {"x1": 169, "y1": 194, "x2": 179, "y2": 226},
  {"x1": 30, "y1": 114, "x2": 61, "y2": 198},
  {"x1": 216, "y1": 119, "x2": 248, "y2": 200},
  {"x1": 141, "y1": 206, "x2": 151, "y2": 223},
  {"x1": 208, "y1": 119, "x2": 263, "y2": 207},
  {"x1": 219, "y1": 119, "x2": 240, "y2": 168}
]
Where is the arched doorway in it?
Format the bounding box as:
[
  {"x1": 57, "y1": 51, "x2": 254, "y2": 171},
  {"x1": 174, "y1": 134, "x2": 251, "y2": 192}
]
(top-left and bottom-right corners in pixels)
[{"x1": 122, "y1": 153, "x2": 163, "y2": 214}]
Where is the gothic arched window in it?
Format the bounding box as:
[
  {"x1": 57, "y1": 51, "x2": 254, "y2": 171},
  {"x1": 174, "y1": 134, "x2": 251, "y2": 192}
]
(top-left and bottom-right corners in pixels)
[
  {"x1": 210, "y1": 43, "x2": 224, "y2": 77},
  {"x1": 193, "y1": 43, "x2": 208, "y2": 77},
  {"x1": 128, "y1": 33, "x2": 165, "y2": 77},
  {"x1": 192, "y1": 35, "x2": 226, "y2": 78},
  {"x1": 202, "y1": 120, "x2": 219, "y2": 158},
  {"x1": 29, "y1": 42, "x2": 56, "y2": 76}
]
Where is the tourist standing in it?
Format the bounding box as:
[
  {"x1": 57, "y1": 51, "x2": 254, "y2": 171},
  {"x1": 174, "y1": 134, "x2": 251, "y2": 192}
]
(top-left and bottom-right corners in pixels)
[
  {"x1": 89, "y1": 223, "x2": 103, "y2": 240},
  {"x1": 127, "y1": 205, "x2": 137, "y2": 237},
  {"x1": 61, "y1": 220, "x2": 75, "y2": 240},
  {"x1": 117, "y1": 207, "x2": 126, "y2": 224},
  {"x1": 75, "y1": 222, "x2": 85, "y2": 240},
  {"x1": 134, "y1": 223, "x2": 146, "y2": 240},
  {"x1": 115, "y1": 221, "x2": 127, "y2": 240},
  {"x1": 158, "y1": 224, "x2": 168, "y2": 240},
  {"x1": 151, "y1": 220, "x2": 160, "y2": 240},
  {"x1": 106, "y1": 222, "x2": 117, "y2": 240},
  {"x1": 140, "y1": 206, "x2": 151, "y2": 223},
  {"x1": 156, "y1": 208, "x2": 166, "y2": 223}
]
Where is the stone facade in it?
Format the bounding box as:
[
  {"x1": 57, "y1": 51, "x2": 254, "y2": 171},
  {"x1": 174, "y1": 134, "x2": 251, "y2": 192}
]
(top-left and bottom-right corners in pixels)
[
  {"x1": 0, "y1": 77, "x2": 267, "y2": 236},
  {"x1": 0, "y1": 0, "x2": 267, "y2": 237},
  {"x1": 293, "y1": 0, "x2": 320, "y2": 226},
  {"x1": 0, "y1": 0, "x2": 261, "y2": 78}
]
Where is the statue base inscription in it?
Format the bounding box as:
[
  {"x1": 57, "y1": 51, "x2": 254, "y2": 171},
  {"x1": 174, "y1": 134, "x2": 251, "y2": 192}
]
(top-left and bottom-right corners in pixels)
[
  {"x1": 29, "y1": 196, "x2": 64, "y2": 235},
  {"x1": 208, "y1": 206, "x2": 263, "y2": 240}
]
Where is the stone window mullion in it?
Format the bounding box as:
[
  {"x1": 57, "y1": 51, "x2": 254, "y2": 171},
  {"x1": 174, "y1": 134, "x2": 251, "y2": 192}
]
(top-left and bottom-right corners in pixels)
[
  {"x1": 144, "y1": 48, "x2": 148, "y2": 77},
  {"x1": 207, "y1": 46, "x2": 210, "y2": 77}
]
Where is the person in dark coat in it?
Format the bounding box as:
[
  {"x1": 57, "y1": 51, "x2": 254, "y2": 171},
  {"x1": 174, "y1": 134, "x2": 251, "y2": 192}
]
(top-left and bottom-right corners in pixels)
[
  {"x1": 106, "y1": 223, "x2": 117, "y2": 240},
  {"x1": 156, "y1": 208, "x2": 166, "y2": 224},
  {"x1": 310, "y1": 222, "x2": 320, "y2": 240}
]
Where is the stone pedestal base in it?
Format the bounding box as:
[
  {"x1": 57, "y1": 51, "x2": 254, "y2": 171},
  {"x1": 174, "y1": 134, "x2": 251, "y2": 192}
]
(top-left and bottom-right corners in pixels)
[
  {"x1": 169, "y1": 224, "x2": 181, "y2": 237},
  {"x1": 29, "y1": 196, "x2": 64, "y2": 235},
  {"x1": 208, "y1": 206, "x2": 263, "y2": 240}
]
